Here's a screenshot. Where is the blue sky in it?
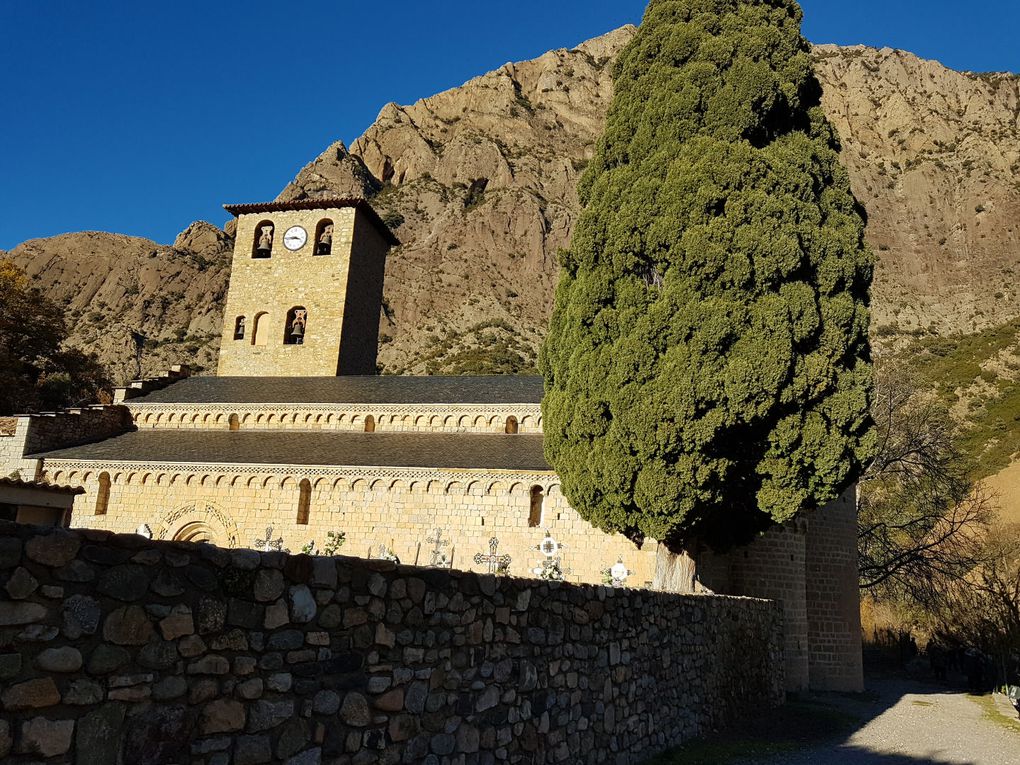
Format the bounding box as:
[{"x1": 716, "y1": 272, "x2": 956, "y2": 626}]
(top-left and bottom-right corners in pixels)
[{"x1": 1, "y1": 1, "x2": 1017, "y2": 251}]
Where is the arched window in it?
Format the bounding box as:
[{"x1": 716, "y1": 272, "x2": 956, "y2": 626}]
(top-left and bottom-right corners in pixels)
[
  {"x1": 528, "y1": 486, "x2": 544, "y2": 528},
  {"x1": 228, "y1": 414, "x2": 240, "y2": 432},
  {"x1": 252, "y1": 312, "x2": 269, "y2": 346},
  {"x1": 284, "y1": 307, "x2": 307, "y2": 345},
  {"x1": 95, "y1": 472, "x2": 111, "y2": 516},
  {"x1": 296, "y1": 479, "x2": 311, "y2": 525},
  {"x1": 252, "y1": 220, "x2": 274, "y2": 258},
  {"x1": 505, "y1": 416, "x2": 519, "y2": 434},
  {"x1": 314, "y1": 219, "x2": 334, "y2": 256},
  {"x1": 233, "y1": 316, "x2": 246, "y2": 341},
  {"x1": 364, "y1": 415, "x2": 376, "y2": 433}
]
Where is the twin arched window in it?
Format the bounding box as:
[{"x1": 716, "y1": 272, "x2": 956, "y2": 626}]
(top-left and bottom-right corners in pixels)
[
  {"x1": 241, "y1": 309, "x2": 309, "y2": 346},
  {"x1": 251, "y1": 219, "x2": 333, "y2": 258}
]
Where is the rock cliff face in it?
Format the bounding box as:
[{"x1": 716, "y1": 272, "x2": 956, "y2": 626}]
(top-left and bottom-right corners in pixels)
[
  {"x1": 7, "y1": 28, "x2": 1020, "y2": 379},
  {"x1": 9, "y1": 224, "x2": 231, "y2": 382}
]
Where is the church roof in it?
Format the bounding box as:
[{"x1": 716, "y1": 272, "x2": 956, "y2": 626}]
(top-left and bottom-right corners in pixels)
[
  {"x1": 33, "y1": 431, "x2": 552, "y2": 472},
  {"x1": 222, "y1": 197, "x2": 400, "y2": 245},
  {"x1": 128, "y1": 376, "x2": 545, "y2": 406}
]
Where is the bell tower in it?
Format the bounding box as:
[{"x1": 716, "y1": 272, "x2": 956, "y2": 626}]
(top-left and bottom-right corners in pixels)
[{"x1": 216, "y1": 198, "x2": 397, "y2": 377}]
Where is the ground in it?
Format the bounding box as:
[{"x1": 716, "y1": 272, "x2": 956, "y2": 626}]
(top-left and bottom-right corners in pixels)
[{"x1": 647, "y1": 671, "x2": 1020, "y2": 765}]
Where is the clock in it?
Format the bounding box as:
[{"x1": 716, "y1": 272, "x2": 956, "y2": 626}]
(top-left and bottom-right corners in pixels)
[{"x1": 282, "y1": 225, "x2": 308, "y2": 251}]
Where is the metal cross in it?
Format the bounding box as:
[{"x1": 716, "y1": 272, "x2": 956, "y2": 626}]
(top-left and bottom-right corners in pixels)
[
  {"x1": 474, "y1": 537, "x2": 511, "y2": 575},
  {"x1": 254, "y1": 526, "x2": 284, "y2": 552},
  {"x1": 426, "y1": 528, "x2": 450, "y2": 567}
]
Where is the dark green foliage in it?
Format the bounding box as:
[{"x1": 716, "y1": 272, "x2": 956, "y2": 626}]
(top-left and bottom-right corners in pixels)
[
  {"x1": 541, "y1": 0, "x2": 874, "y2": 545},
  {"x1": 0, "y1": 258, "x2": 110, "y2": 415}
]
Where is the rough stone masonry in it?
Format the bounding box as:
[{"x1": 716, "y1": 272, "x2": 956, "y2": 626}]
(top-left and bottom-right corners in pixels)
[{"x1": 0, "y1": 523, "x2": 784, "y2": 764}]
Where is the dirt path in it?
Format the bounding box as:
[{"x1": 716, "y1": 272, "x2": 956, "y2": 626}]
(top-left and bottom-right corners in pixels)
[{"x1": 754, "y1": 676, "x2": 1020, "y2": 765}]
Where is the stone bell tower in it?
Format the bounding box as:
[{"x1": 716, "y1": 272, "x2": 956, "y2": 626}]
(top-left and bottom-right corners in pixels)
[{"x1": 216, "y1": 198, "x2": 397, "y2": 377}]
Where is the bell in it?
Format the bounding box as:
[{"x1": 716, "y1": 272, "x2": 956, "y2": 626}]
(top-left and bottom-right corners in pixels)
[{"x1": 291, "y1": 323, "x2": 304, "y2": 344}]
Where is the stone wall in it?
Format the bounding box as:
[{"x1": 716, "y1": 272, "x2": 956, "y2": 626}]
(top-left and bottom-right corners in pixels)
[
  {"x1": 690, "y1": 486, "x2": 863, "y2": 693},
  {"x1": 0, "y1": 523, "x2": 785, "y2": 764},
  {"x1": 0, "y1": 407, "x2": 132, "y2": 479},
  {"x1": 44, "y1": 466, "x2": 659, "y2": 588}
]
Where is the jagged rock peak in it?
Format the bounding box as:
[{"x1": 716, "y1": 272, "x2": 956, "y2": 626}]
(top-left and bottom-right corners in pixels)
[
  {"x1": 276, "y1": 140, "x2": 382, "y2": 203},
  {"x1": 174, "y1": 221, "x2": 232, "y2": 256}
]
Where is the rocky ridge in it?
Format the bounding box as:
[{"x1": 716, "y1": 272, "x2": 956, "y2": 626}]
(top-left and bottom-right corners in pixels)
[{"x1": 6, "y1": 28, "x2": 1020, "y2": 380}]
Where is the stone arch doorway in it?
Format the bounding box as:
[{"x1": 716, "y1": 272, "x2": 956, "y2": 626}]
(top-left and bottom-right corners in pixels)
[
  {"x1": 155, "y1": 502, "x2": 239, "y2": 548},
  {"x1": 173, "y1": 522, "x2": 216, "y2": 544}
]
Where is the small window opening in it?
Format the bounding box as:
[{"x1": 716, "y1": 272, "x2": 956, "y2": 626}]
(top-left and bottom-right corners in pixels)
[
  {"x1": 252, "y1": 221, "x2": 274, "y2": 258},
  {"x1": 228, "y1": 414, "x2": 240, "y2": 432},
  {"x1": 95, "y1": 472, "x2": 111, "y2": 516},
  {"x1": 252, "y1": 312, "x2": 270, "y2": 346},
  {"x1": 284, "y1": 307, "x2": 307, "y2": 345},
  {"x1": 505, "y1": 416, "x2": 519, "y2": 434},
  {"x1": 296, "y1": 479, "x2": 311, "y2": 525},
  {"x1": 528, "y1": 485, "x2": 544, "y2": 528},
  {"x1": 233, "y1": 316, "x2": 246, "y2": 340},
  {"x1": 364, "y1": 415, "x2": 376, "y2": 433},
  {"x1": 314, "y1": 219, "x2": 334, "y2": 256}
]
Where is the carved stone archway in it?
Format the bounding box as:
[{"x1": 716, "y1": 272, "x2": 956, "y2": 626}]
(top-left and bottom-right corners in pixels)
[{"x1": 155, "y1": 502, "x2": 239, "y2": 548}]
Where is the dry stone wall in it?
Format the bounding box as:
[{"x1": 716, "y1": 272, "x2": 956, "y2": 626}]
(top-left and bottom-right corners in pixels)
[{"x1": 0, "y1": 523, "x2": 784, "y2": 764}]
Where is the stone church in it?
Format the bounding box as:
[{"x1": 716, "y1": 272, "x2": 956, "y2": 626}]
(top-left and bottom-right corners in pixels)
[{"x1": 0, "y1": 198, "x2": 863, "y2": 693}]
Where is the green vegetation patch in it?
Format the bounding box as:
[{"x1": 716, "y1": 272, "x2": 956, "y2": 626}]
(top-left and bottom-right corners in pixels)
[{"x1": 902, "y1": 317, "x2": 1020, "y2": 477}]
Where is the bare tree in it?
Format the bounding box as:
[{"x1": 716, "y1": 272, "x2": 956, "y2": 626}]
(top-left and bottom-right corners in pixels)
[{"x1": 858, "y1": 361, "x2": 995, "y2": 602}]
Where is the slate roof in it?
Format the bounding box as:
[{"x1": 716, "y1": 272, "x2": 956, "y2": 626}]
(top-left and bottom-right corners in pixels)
[
  {"x1": 33, "y1": 431, "x2": 552, "y2": 472},
  {"x1": 130, "y1": 376, "x2": 545, "y2": 406},
  {"x1": 222, "y1": 197, "x2": 399, "y2": 245}
]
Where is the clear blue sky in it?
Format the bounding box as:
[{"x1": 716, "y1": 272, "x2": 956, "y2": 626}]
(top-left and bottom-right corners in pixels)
[{"x1": 1, "y1": 1, "x2": 1016, "y2": 251}]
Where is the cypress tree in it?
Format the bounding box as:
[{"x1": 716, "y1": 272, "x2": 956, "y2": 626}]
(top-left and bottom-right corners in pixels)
[{"x1": 540, "y1": 0, "x2": 874, "y2": 546}]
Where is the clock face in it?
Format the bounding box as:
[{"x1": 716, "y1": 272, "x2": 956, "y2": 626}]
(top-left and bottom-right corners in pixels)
[{"x1": 283, "y1": 225, "x2": 307, "y2": 251}]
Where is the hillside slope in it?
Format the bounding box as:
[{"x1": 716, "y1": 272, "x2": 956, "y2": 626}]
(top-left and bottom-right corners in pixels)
[{"x1": 7, "y1": 28, "x2": 1020, "y2": 381}]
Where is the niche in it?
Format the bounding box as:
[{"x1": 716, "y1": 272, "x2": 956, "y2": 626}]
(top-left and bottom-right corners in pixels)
[
  {"x1": 252, "y1": 221, "x2": 274, "y2": 258},
  {"x1": 505, "y1": 416, "x2": 519, "y2": 434},
  {"x1": 528, "y1": 485, "x2": 544, "y2": 528},
  {"x1": 284, "y1": 307, "x2": 308, "y2": 345},
  {"x1": 296, "y1": 479, "x2": 311, "y2": 525},
  {"x1": 314, "y1": 219, "x2": 334, "y2": 256},
  {"x1": 233, "y1": 316, "x2": 246, "y2": 340}
]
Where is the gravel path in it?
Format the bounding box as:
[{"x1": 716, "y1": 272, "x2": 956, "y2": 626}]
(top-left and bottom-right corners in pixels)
[{"x1": 752, "y1": 676, "x2": 1019, "y2": 765}]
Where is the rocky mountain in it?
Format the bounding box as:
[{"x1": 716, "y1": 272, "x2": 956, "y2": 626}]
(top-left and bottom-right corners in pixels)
[
  {"x1": 8, "y1": 223, "x2": 231, "y2": 382},
  {"x1": 7, "y1": 27, "x2": 1020, "y2": 381}
]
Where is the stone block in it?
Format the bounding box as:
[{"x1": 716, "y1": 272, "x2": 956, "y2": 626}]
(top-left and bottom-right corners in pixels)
[
  {"x1": 18, "y1": 717, "x2": 74, "y2": 757},
  {"x1": 160, "y1": 604, "x2": 195, "y2": 639},
  {"x1": 0, "y1": 600, "x2": 46, "y2": 626},
  {"x1": 25, "y1": 531, "x2": 80, "y2": 567},
  {"x1": 201, "y1": 699, "x2": 246, "y2": 735},
  {"x1": 1, "y1": 677, "x2": 60, "y2": 710},
  {"x1": 63, "y1": 593, "x2": 101, "y2": 638},
  {"x1": 103, "y1": 605, "x2": 154, "y2": 645},
  {"x1": 36, "y1": 646, "x2": 83, "y2": 673},
  {"x1": 4, "y1": 566, "x2": 38, "y2": 599}
]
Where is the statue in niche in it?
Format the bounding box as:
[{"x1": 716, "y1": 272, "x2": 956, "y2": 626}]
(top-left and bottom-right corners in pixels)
[
  {"x1": 256, "y1": 225, "x2": 274, "y2": 256},
  {"x1": 290, "y1": 309, "x2": 307, "y2": 344},
  {"x1": 317, "y1": 224, "x2": 333, "y2": 255}
]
